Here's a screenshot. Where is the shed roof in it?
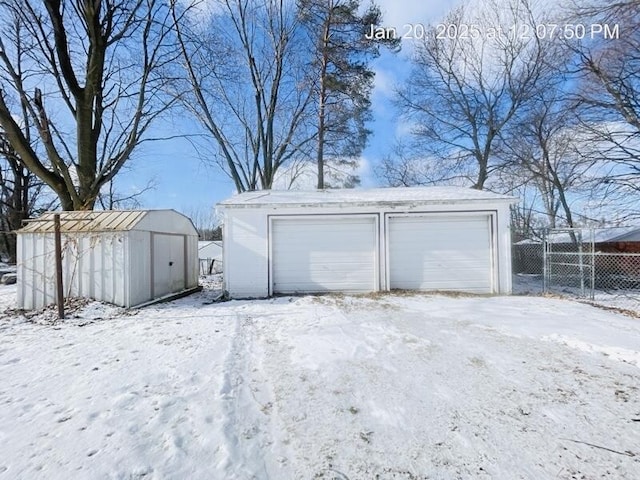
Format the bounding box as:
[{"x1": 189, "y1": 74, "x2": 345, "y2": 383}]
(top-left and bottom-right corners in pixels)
[
  {"x1": 218, "y1": 186, "x2": 517, "y2": 209},
  {"x1": 18, "y1": 210, "x2": 191, "y2": 234}
]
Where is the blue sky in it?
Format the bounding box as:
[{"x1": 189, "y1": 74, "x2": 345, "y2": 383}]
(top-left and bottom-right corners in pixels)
[{"x1": 122, "y1": 0, "x2": 461, "y2": 214}]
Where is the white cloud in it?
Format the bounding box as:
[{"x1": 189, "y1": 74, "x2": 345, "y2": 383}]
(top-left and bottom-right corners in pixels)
[
  {"x1": 373, "y1": 67, "x2": 394, "y2": 98},
  {"x1": 395, "y1": 119, "x2": 416, "y2": 139},
  {"x1": 375, "y1": 0, "x2": 461, "y2": 31},
  {"x1": 272, "y1": 158, "x2": 369, "y2": 190},
  {"x1": 177, "y1": 0, "x2": 224, "y2": 27}
]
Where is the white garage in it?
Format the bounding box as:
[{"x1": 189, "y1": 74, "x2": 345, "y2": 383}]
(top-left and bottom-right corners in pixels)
[
  {"x1": 217, "y1": 187, "x2": 517, "y2": 298},
  {"x1": 17, "y1": 210, "x2": 199, "y2": 309}
]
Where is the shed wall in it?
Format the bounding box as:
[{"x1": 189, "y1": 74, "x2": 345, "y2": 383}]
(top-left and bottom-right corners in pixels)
[
  {"x1": 17, "y1": 232, "x2": 128, "y2": 309},
  {"x1": 186, "y1": 234, "x2": 199, "y2": 288},
  {"x1": 17, "y1": 233, "x2": 55, "y2": 310},
  {"x1": 128, "y1": 230, "x2": 152, "y2": 307}
]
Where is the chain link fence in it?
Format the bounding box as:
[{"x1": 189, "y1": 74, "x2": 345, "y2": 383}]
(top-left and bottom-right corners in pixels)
[
  {"x1": 541, "y1": 227, "x2": 640, "y2": 313},
  {"x1": 512, "y1": 228, "x2": 640, "y2": 314},
  {"x1": 512, "y1": 240, "x2": 544, "y2": 296}
]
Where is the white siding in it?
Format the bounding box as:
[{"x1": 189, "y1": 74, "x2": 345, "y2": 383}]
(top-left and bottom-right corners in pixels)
[
  {"x1": 128, "y1": 230, "x2": 152, "y2": 307},
  {"x1": 67, "y1": 233, "x2": 127, "y2": 305},
  {"x1": 17, "y1": 232, "x2": 127, "y2": 309},
  {"x1": 270, "y1": 216, "x2": 377, "y2": 294},
  {"x1": 17, "y1": 233, "x2": 56, "y2": 310},
  {"x1": 186, "y1": 235, "x2": 199, "y2": 289},
  {"x1": 223, "y1": 209, "x2": 268, "y2": 298},
  {"x1": 387, "y1": 214, "x2": 493, "y2": 293},
  {"x1": 17, "y1": 210, "x2": 200, "y2": 310},
  {"x1": 219, "y1": 193, "x2": 516, "y2": 298},
  {"x1": 497, "y1": 207, "x2": 513, "y2": 294}
]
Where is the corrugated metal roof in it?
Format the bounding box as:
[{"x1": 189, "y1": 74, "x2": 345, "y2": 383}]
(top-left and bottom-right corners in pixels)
[
  {"x1": 218, "y1": 186, "x2": 517, "y2": 208},
  {"x1": 19, "y1": 210, "x2": 147, "y2": 233}
]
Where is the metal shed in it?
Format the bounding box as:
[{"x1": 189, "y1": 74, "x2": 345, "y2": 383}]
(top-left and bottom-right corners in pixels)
[
  {"x1": 217, "y1": 186, "x2": 517, "y2": 298},
  {"x1": 17, "y1": 210, "x2": 199, "y2": 309}
]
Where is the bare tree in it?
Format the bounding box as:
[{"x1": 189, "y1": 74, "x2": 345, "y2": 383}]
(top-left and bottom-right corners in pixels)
[
  {"x1": 172, "y1": 0, "x2": 316, "y2": 193},
  {"x1": 273, "y1": 156, "x2": 362, "y2": 189},
  {"x1": 0, "y1": 1, "x2": 180, "y2": 210},
  {"x1": 567, "y1": 0, "x2": 640, "y2": 196},
  {"x1": 394, "y1": 0, "x2": 550, "y2": 190},
  {"x1": 0, "y1": 134, "x2": 55, "y2": 263},
  {"x1": 501, "y1": 81, "x2": 600, "y2": 229},
  {"x1": 184, "y1": 206, "x2": 221, "y2": 240},
  {"x1": 97, "y1": 177, "x2": 156, "y2": 210},
  {"x1": 378, "y1": 142, "x2": 474, "y2": 187}
]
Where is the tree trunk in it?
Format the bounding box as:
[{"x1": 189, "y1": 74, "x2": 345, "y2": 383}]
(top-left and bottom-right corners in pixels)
[{"x1": 316, "y1": 11, "x2": 331, "y2": 190}]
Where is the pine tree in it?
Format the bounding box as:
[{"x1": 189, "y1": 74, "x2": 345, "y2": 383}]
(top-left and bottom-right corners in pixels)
[{"x1": 298, "y1": 0, "x2": 399, "y2": 188}]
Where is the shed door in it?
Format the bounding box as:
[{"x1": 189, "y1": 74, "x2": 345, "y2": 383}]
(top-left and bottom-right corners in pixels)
[
  {"x1": 388, "y1": 214, "x2": 494, "y2": 293},
  {"x1": 271, "y1": 216, "x2": 377, "y2": 294},
  {"x1": 153, "y1": 234, "x2": 186, "y2": 298}
]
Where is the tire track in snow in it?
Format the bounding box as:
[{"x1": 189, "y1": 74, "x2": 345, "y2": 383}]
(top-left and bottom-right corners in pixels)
[{"x1": 219, "y1": 313, "x2": 289, "y2": 479}]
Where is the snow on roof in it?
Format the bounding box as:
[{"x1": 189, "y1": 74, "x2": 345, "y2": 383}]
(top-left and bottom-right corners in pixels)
[
  {"x1": 514, "y1": 238, "x2": 542, "y2": 245},
  {"x1": 547, "y1": 226, "x2": 640, "y2": 244},
  {"x1": 198, "y1": 241, "x2": 222, "y2": 249},
  {"x1": 18, "y1": 210, "x2": 176, "y2": 233},
  {"x1": 218, "y1": 186, "x2": 517, "y2": 208}
]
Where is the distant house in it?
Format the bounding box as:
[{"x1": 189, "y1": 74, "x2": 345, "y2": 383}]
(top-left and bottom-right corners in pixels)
[
  {"x1": 17, "y1": 210, "x2": 199, "y2": 309},
  {"x1": 198, "y1": 240, "x2": 223, "y2": 260},
  {"x1": 547, "y1": 227, "x2": 640, "y2": 284},
  {"x1": 514, "y1": 227, "x2": 640, "y2": 283},
  {"x1": 547, "y1": 227, "x2": 640, "y2": 253},
  {"x1": 198, "y1": 240, "x2": 223, "y2": 274},
  {"x1": 217, "y1": 186, "x2": 517, "y2": 298}
]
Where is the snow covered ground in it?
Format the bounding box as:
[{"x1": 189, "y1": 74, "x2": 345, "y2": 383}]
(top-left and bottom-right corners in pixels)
[
  {"x1": 1, "y1": 281, "x2": 639, "y2": 479},
  {"x1": 514, "y1": 273, "x2": 640, "y2": 315}
]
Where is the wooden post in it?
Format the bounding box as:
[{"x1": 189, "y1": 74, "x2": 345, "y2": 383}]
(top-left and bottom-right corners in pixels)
[{"x1": 54, "y1": 213, "x2": 64, "y2": 319}]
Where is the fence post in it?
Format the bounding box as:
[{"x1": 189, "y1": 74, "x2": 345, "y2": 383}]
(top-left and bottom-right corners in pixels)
[
  {"x1": 577, "y1": 229, "x2": 585, "y2": 297},
  {"x1": 54, "y1": 214, "x2": 64, "y2": 320},
  {"x1": 590, "y1": 228, "x2": 595, "y2": 300},
  {"x1": 543, "y1": 228, "x2": 548, "y2": 293}
]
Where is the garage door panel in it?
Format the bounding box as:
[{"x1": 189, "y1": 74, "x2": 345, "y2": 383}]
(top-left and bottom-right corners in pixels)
[
  {"x1": 389, "y1": 215, "x2": 493, "y2": 293},
  {"x1": 272, "y1": 216, "x2": 377, "y2": 294}
]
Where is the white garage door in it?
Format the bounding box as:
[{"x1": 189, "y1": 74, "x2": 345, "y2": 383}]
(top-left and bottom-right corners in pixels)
[
  {"x1": 388, "y1": 214, "x2": 493, "y2": 293},
  {"x1": 271, "y1": 216, "x2": 377, "y2": 294}
]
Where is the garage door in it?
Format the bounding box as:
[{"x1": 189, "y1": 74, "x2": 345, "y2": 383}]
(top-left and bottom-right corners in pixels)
[
  {"x1": 271, "y1": 216, "x2": 377, "y2": 294},
  {"x1": 388, "y1": 214, "x2": 493, "y2": 293}
]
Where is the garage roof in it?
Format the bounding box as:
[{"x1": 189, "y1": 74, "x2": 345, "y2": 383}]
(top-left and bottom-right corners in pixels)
[{"x1": 218, "y1": 186, "x2": 517, "y2": 208}]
